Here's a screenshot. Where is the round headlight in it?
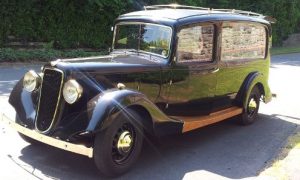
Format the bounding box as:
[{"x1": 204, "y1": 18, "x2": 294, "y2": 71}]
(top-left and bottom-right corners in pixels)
[
  {"x1": 23, "y1": 70, "x2": 41, "y2": 92},
  {"x1": 63, "y1": 79, "x2": 83, "y2": 104}
]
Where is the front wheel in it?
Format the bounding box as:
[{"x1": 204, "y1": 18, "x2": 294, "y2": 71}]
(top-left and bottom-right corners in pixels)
[
  {"x1": 93, "y1": 110, "x2": 144, "y2": 177},
  {"x1": 240, "y1": 86, "x2": 261, "y2": 125}
]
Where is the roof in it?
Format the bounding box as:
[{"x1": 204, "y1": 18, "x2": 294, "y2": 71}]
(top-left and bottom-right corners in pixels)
[
  {"x1": 117, "y1": 5, "x2": 275, "y2": 26},
  {"x1": 120, "y1": 9, "x2": 228, "y2": 20}
]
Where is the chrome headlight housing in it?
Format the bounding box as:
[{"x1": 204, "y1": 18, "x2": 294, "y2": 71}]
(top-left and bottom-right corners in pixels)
[
  {"x1": 23, "y1": 70, "x2": 41, "y2": 92},
  {"x1": 63, "y1": 79, "x2": 83, "y2": 104}
]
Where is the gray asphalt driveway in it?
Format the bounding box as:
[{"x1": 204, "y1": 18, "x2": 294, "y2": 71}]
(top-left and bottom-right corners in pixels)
[{"x1": 0, "y1": 54, "x2": 300, "y2": 179}]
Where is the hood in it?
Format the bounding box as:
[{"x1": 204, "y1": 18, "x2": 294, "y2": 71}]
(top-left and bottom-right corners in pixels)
[
  {"x1": 43, "y1": 53, "x2": 164, "y2": 93},
  {"x1": 48, "y1": 53, "x2": 167, "y2": 74}
]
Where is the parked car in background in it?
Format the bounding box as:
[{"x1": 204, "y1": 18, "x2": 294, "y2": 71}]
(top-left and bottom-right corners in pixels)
[{"x1": 3, "y1": 4, "x2": 274, "y2": 177}]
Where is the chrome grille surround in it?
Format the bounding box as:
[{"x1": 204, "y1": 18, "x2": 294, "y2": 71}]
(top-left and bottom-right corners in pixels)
[{"x1": 35, "y1": 68, "x2": 64, "y2": 133}]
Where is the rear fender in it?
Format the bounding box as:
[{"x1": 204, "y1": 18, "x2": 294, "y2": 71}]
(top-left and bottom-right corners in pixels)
[{"x1": 236, "y1": 72, "x2": 267, "y2": 108}]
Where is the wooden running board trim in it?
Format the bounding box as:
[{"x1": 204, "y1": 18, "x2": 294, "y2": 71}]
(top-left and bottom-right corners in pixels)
[{"x1": 180, "y1": 107, "x2": 243, "y2": 133}]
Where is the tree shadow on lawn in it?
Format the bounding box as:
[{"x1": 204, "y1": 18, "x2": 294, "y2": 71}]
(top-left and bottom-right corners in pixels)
[{"x1": 16, "y1": 114, "x2": 298, "y2": 180}]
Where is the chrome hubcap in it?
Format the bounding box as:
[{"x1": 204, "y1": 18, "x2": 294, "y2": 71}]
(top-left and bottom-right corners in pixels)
[
  {"x1": 112, "y1": 123, "x2": 135, "y2": 164},
  {"x1": 248, "y1": 98, "x2": 257, "y2": 110},
  {"x1": 248, "y1": 97, "x2": 257, "y2": 116},
  {"x1": 117, "y1": 131, "x2": 133, "y2": 155}
]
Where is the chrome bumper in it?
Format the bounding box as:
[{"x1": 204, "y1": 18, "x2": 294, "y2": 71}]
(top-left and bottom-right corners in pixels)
[{"x1": 1, "y1": 113, "x2": 93, "y2": 158}]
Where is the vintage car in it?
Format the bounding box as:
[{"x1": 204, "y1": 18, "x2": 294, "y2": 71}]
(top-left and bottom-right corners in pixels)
[{"x1": 3, "y1": 4, "x2": 274, "y2": 177}]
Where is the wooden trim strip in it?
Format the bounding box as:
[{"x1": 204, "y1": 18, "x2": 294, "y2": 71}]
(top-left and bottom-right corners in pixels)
[{"x1": 181, "y1": 107, "x2": 243, "y2": 133}]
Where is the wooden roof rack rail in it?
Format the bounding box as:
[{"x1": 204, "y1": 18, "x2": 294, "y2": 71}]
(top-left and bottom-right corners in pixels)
[
  {"x1": 143, "y1": 4, "x2": 277, "y2": 23},
  {"x1": 144, "y1": 4, "x2": 210, "y2": 11}
]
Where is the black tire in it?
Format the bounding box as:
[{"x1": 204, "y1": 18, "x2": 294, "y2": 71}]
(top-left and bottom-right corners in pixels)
[
  {"x1": 240, "y1": 86, "x2": 261, "y2": 125},
  {"x1": 93, "y1": 109, "x2": 144, "y2": 177}
]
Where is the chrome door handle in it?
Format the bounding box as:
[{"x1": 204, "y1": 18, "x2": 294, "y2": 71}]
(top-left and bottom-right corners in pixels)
[{"x1": 209, "y1": 68, "x2": 219, "y2": 73}]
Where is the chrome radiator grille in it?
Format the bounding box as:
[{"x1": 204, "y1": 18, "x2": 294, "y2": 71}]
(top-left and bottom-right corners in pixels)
[{"x1": 35, "y1": 68, "x2": 63, "y2": 132}]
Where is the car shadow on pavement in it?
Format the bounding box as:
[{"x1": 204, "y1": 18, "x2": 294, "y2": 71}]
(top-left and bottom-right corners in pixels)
[{"x1": 17, "y1": 113, "x2": 298, "y2": 180}]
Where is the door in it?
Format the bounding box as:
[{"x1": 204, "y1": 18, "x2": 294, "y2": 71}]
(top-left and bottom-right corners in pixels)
[
  {"x1": 160, "y1": 23, "x2": 218, "y2": 116},
  {"x1": 215, "y1": 22, "x2": 268, "y2": 108}
]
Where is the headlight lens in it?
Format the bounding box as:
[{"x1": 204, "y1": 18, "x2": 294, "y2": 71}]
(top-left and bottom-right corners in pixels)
[
  {"x1": 63, "y1": 79, "x2": 83, "y2": 104},
  {"x1": 23, "y1": 70, "x2": 41, "y2": 92}
]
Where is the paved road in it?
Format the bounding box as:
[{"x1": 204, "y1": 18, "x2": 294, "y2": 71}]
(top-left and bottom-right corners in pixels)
[{"x1": 0, "y1": 54, "x2": 300, "y2": 180}]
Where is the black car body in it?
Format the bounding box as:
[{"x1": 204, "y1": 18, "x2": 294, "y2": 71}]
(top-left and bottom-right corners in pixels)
[{"x1": 4, "y1": 4, "x2": 273, "y2": 177}]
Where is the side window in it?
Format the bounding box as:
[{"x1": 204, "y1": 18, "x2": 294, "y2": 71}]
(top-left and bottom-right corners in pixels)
[
  {"x1": 177, "y1": 24, "x2": 214, "y2": 62},
  {"x1": 221, "y1": 22, "x2": 266, "y2": 61}
]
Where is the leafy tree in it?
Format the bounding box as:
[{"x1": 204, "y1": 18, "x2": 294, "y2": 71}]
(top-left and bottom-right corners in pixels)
[{"x1": 0, "y1": 0, "x2": 299, "y2": 48}]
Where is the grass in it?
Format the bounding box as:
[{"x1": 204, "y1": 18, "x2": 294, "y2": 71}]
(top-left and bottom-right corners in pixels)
[
  {"x1": 271, "y1": 46, "x2": 300, "y2": 55},
  {"x1": 260, "y1": 130, "x2": 300, "y2": 179},
  {"x1": 0, "y1": 48, "x2": 108, "y2": 62},
  {"x1": 286, "y1": 131, "x2": 300, "y2": 149}
]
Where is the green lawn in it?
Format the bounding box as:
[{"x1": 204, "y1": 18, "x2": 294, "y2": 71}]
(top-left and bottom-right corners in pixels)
[
  {"x1": 271, "y1": 46, "x2": 300, "y2": 56},
  {"x1": 260, "y1": 130, "x2": 300, "y2": 179}
]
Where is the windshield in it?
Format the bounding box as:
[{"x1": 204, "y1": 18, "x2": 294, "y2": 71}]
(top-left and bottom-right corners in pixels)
[{"x1": 113, "y1": 23, "x2": 172, "y2": 58}]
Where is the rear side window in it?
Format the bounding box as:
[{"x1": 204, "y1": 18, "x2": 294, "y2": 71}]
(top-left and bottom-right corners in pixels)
[
  {"x1": 177, "y1": 24, "x2": 214, "y2": 62},
  {"x1": 221, "y1": 22, "x2": 266, "y2": 61}
]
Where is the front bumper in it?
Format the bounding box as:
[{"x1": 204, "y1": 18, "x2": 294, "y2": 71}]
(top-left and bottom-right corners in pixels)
[{"x1": 1, "y1": 113, "x2": 93, "y2": 158}]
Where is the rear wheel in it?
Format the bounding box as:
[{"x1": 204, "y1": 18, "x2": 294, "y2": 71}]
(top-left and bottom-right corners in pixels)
[
  {"x1": 93, "y1": 110, "x2": 144, "y2": 177},
  {"x1": 240, "y1": 86, "x2": 261, "y2": 125}
]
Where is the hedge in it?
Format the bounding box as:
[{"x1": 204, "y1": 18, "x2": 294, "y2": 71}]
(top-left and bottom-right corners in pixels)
[
  {"x1": 0, "y1": 48, "x2": 107, "y2": 62},
  {"x1": 0, "y1": 0, "x2": 299, "y2": 49}
]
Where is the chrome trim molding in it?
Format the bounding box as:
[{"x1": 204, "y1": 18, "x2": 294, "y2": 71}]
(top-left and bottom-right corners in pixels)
[
  {"x1": 1, "y1": 113, "x2": 93, "y2": 158},
  {"x1": 35, "y1": 67, "x2": 64, "y2": 134}
]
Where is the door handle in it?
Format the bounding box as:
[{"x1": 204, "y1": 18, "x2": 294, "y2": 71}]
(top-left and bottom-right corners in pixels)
[{"x1": 209, "y1": 68, "x2": 219, "y2": 73}]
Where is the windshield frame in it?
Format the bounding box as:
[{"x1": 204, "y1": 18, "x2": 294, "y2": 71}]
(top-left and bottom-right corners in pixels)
[{"x1": 112, "y1": 22, "x2": 173, "y2": 59}]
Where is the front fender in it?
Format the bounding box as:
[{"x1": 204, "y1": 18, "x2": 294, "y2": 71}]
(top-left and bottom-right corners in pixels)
[
  {"x1": 86, "y1": 89, "x2": 183, "y2": 137},
  {"x1": 8, "y1": 78, "x2": 39, "y2": 129}
]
